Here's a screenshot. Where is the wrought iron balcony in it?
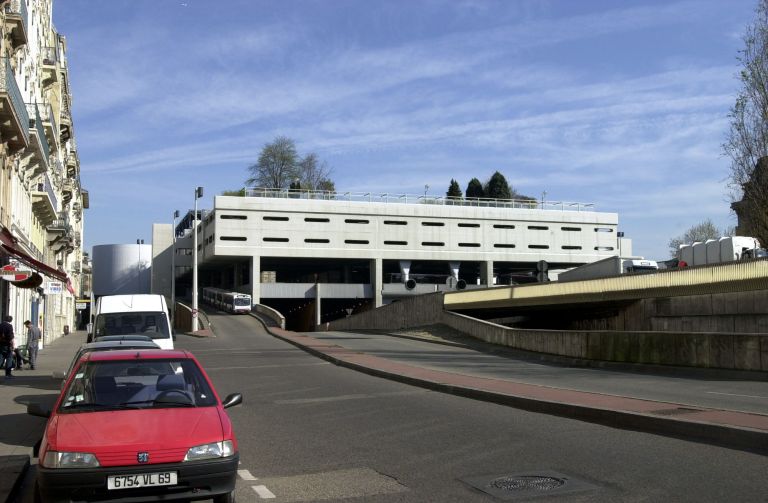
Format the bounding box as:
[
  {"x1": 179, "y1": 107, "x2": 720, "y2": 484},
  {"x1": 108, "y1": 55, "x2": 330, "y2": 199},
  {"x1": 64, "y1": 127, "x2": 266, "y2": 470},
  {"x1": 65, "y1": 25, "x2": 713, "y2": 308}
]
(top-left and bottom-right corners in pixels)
[
  {"x1": 41, "y1": 46, "x2": 59, "y2": 87},
  {"x1": 32, "y1": 171, "x2": 58, "y2": 226},
  {"x1": 22, "y1": 103, "x2": 49, "y2": 177},
  {"x1": 47, "y1": 214, "x2": 71, "y2": 235},
  {"x1": 66, "y1": 150, "x2": 78, "y2": 177},
  {"x1": 4, "y1": 0, "x2": 28, "y2": 48},
  {"x1": 0, "y1": 58, "x2": 29, "y2": 154},
  {"x1": 39, "y1": 102, "x2": 59, "y2": 150}
]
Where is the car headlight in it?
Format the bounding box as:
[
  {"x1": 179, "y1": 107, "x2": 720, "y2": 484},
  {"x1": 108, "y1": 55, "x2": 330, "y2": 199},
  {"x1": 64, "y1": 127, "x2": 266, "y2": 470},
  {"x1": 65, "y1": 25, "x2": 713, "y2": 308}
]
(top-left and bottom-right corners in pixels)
[
  {"x1": 42, "y1": 451, "x2": 100, "y2": 469},
  {"x1": 184, "y1": 441, "x2": 234, "y2": 461}
]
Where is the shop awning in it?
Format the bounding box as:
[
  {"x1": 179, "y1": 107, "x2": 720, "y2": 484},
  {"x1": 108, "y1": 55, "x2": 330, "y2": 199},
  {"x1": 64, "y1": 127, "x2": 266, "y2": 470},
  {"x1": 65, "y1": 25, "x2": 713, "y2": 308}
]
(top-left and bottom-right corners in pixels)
[{"x1": 0, "y1": 229, "x2": 68, "y2": 282}]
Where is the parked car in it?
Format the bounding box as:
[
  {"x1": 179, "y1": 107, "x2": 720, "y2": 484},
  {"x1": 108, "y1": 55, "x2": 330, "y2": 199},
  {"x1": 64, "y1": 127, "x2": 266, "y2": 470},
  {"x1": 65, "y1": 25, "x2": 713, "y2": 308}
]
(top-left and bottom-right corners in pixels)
[
  {"x1": 29, "y1": 349, "x2": 242, "y2": 503},
  {"x1": 52, "y1": 339, "x2": 161, "y2": 386}
]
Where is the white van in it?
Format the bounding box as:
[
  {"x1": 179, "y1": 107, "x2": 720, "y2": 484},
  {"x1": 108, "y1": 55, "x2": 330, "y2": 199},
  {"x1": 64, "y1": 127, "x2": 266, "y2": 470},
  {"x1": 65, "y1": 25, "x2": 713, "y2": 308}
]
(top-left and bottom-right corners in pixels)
[{"x1": 89, "y1": 294, "x2": 174, "y2": 350}]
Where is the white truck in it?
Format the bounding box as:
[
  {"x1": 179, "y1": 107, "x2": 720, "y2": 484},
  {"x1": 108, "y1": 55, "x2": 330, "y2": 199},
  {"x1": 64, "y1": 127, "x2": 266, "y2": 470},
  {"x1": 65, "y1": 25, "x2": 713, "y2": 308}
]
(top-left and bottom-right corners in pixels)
[
  {"x1": 557, "y1": 256, "x2": 658, "y2": 282},
  {"x1": 88, "y1": 294, "x2": 175, "y2": 349},
  {"x1": 678, "y1": 236, "x2": 762, "y2": 266}
]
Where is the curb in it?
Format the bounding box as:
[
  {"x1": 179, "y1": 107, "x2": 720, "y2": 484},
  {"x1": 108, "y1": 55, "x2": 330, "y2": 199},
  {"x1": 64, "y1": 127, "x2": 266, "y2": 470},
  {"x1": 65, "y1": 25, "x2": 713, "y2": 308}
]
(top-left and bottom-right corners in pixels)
[
  {"x1": 265, "y1": 327, "x2": 768, "y2": 456},
  {"x1": 3, "y1": 455, "x2": 30, "y2": 503}
]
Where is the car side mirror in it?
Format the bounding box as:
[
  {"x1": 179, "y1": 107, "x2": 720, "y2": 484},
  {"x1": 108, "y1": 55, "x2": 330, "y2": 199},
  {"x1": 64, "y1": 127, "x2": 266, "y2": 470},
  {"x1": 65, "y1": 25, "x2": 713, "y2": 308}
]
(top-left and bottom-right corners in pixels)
[
  {"x1": 27, "y1": 403, "x2": 51, "y2": 418},
  {"x1": 51, "y1": 370, "x2": 65, "y2": 380},
  {"x1": 221, "y1": 393, "x2": 242, "y2": 409}
]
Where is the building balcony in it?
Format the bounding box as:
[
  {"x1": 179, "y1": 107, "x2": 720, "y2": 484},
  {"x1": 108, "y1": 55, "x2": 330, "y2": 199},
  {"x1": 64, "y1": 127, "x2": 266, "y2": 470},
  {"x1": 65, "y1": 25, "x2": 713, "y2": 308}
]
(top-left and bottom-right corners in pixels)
[
  {"x1": 41, "y1": 46, "x2": 59, "y2": 87},
  {"x1": 21, "y1": 103, "x2": 49, "y2": 178},
  {"x1": 71, "y1": 260, "x2": 80, "y2": 273},
  {"x1": 32, "y1": 171, "x2": 58, "y2": 226},
  {"x1": 0, "y1": 58, "x2": 29, "y2": 154},
  {"x1": 39, "y1": 102, "x2": 60, "y2": 151},
  {"x1": 48, "y1": 214, "x2": 75, "y2": 254},
  {"x1": 61, "y1": 178, "x2": 75, "y2": 205},
  {"x1": 4, "y1": 0, "x2": 28, "y2": 49}
]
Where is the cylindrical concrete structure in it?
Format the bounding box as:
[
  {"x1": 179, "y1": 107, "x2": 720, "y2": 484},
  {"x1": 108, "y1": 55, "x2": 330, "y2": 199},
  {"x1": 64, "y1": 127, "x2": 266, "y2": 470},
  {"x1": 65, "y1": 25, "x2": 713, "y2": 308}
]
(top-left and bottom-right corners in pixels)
[{"x1": 92, "y1": 244, "x2": 152, "y2": 297}]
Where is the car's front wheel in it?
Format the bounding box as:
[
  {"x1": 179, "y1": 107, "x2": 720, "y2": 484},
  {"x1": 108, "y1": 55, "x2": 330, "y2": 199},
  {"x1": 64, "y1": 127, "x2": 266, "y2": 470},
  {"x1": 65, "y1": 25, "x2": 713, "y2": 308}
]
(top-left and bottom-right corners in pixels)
[{"x1": 213, "y1": 489, "x2": 235, "y2": 503}]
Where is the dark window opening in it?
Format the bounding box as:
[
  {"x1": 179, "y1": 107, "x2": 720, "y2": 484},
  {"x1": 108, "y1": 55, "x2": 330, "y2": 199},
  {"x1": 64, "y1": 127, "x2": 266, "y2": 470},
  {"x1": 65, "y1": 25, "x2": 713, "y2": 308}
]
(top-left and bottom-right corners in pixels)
[
  {"x1": 458, "y1": 243, "x2": 480, "y2": 247},
  {"x1": 345, "y1": 219, "x2": 369, "y2": 224},
  {"x1": 528, "y1": 244, "x2": 549, "y2": 249},
  {"x1": 458, "y1": 223, "x2": 480, "y2": 228},
  {"x1": 345, "y1": 240, "x2": 369, "y2": 244},
  {"x1": 494, "y1": 244, "x2": 516, "y2": 248},
  {"x1": 305, "y1": 238, "x2": 330, "y2": 244},
  {"x1": 422, "y1": 242, "x2": 444, "y2": 246},
  {"x1": 528, "y1": 225, "x2": 549, "y2": 230},
  {"x1": 263, "y1": 237, "x2": 288, "y2": 243},
  {"x1": 595, "y1": 227, "x2": 614, "y2": 233},
  {"x1": 305, "y1": 217, "x2": 330, "y2": 223},
  {"x1": 220, "y1": 236, "x2": 246, "y2": 241},
  {"x1": 561, "y1": 227, "x2": 581, "y2": 231},
  {"x1": 384, "y1": 220, "x2": 407, "y2": 225},
  {"x1": 493, "y1": 224, "x2": 515, "y2": 229},
  {"x1": 263, "y1": 216, "x2": 289, "y2": 221},
  {"x1": 595, "y1": 246, "x2": 615, "y2": 251},
  {"x1": 220, "y1": 215, "x2": 247, "y2": 220},
  {"x1": 384, "y1": 240, "x2": 407, "y2": 245},
  {"x1": 562, "y1": 245, "x2": 582, "y2": 250},
  {"x1": 422, "y1": 222, "x2": 444, "y2": 227}
]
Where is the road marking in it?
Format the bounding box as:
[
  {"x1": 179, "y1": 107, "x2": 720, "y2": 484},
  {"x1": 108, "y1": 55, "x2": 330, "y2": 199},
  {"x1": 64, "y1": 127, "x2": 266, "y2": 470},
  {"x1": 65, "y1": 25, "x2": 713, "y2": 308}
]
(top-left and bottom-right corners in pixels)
[
  {"x1": 275, "y1": 389, "x2": 428, "y2": 404},
  {"x1": 252, "y1": 485, "x2": 276, "y2": 499},
  {"x1": 238, "y1": 469, "x2": 258, "y2": 480},
  {"x1": 706, "y1": 391, "x2": 768, "y2": 399}
]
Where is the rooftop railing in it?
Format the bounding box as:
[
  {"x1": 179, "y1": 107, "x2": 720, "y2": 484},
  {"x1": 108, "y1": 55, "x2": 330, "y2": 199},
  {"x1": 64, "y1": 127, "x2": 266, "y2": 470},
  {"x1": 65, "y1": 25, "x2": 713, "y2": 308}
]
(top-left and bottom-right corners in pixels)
[{"x1": 242, "y1": 187, "x2": 595, "y2": 212}]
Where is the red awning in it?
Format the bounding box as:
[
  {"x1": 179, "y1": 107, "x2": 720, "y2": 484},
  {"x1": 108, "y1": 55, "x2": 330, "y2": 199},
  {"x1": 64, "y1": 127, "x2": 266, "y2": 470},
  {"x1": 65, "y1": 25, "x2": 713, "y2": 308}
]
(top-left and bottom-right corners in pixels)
[{"x1": 0, "y1": 229, "x2": 68, "y2": 283}]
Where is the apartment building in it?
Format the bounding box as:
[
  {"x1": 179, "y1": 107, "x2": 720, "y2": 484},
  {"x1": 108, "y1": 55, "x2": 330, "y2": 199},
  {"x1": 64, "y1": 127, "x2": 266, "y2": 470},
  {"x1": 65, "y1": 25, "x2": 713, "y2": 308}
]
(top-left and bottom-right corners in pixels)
[{"x1": 0, "y1": 0, "x2": 88, "y2": 346}]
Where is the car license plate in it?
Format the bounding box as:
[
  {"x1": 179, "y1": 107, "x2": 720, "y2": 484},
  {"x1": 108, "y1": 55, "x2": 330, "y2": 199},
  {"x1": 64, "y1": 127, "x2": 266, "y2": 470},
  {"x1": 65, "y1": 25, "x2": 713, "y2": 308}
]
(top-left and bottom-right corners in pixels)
[{"x1": 107, "y1": 471, "x2": 177, "y2": 490}]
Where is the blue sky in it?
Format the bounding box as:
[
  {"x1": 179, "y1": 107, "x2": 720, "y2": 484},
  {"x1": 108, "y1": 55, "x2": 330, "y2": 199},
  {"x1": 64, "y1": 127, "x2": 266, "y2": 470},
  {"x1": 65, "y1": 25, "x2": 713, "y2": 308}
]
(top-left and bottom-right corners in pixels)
[{"x1": 55, "y1": 0, "x2": 757, "y2": 260}]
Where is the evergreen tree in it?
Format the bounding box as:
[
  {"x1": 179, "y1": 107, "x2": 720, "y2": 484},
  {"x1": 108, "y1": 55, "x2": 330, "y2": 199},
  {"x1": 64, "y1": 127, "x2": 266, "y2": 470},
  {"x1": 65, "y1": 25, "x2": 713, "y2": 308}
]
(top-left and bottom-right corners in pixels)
[
  {"x1": 446, "y1": 179, "x2": 462, "y2": 198},
  {"x1": 466, "y1": 178, "x2": 484, "y2": 199},
  {"x1": 485, "y1": 171, "x2": 512, "y2": 200}
]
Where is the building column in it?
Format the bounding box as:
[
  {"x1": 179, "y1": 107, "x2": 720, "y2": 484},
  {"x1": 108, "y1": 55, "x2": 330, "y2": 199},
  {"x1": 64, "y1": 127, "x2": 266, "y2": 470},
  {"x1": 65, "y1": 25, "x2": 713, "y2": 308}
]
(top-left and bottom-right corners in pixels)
[
  {"x1": 370, "y1": 258, "x2": 383, "y2": 307},
  {"x1": 315, "y1": 283, "x2": 322, "y2": 327},
  {"x1": 250, "y1": 255, "x2": 261, "y2": 305},
  {"x1": 481, "y1": 260, "x2": 494, "y2": 286}
]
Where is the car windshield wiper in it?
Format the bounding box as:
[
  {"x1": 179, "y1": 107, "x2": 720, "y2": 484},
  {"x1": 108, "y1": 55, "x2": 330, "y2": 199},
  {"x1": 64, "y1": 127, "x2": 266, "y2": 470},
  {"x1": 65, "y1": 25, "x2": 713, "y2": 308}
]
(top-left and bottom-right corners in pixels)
[{"x1": 153, "y1": 399, "x2": 195, "y2": 407}]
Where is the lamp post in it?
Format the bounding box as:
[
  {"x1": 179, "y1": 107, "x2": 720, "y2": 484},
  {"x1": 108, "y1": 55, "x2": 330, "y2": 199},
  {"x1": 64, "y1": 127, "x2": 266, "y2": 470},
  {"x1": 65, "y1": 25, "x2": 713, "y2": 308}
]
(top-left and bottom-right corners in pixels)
[
  {"x1": 192, "y1": 187, "x2": 203, "y2": 332},
  {"x1": 171, "y1": 210, "x2": 179, "y2": 321}
]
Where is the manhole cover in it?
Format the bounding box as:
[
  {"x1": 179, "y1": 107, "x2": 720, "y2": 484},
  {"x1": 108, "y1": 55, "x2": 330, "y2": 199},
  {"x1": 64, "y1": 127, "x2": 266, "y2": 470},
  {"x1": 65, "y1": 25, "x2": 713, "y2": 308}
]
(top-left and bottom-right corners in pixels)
[
  {"x1": 490, "y1": 475, "x2": 566, "y2": 492},
  {"x1": 461, "y1": 471, "x2": 599, "y2": 500}
]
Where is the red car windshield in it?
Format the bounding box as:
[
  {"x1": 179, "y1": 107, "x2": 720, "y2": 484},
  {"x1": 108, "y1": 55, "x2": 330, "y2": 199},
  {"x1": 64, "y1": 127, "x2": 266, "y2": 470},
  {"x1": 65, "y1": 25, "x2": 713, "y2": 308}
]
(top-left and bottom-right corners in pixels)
[{"x1": 59, "y1": 359, "x2": 217, "y2": 412}]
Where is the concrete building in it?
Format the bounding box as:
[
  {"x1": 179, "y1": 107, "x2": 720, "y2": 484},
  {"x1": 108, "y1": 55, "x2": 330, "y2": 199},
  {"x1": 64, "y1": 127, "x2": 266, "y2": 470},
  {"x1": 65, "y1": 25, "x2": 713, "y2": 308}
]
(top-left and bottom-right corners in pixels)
[
  {"x1": 0, "y1": 0, "x2": 88, "y2": 345},
  {"x1": 153, "y1": 189, "x2": 629, "y2": 329}
]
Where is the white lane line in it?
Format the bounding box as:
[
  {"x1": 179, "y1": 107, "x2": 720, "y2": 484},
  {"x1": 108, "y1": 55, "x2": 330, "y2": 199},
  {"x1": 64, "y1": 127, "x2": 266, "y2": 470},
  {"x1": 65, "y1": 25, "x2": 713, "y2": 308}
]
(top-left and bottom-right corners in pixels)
[
  {"x1": 706, "y1": 391, "x2": 768, "y2": 399},
  {"x1": 238, "y1": 469, "x2": 258, "y2": 480},
  {"x1": 252, "y1": 485, "x2": 276, "y2": 499}
]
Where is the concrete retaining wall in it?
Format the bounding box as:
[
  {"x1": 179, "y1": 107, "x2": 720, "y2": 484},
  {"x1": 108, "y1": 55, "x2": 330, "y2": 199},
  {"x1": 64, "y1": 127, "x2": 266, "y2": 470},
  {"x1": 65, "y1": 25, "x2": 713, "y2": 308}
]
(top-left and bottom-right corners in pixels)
[{"x1": 325, "y1": 293, "x2": 768, "y2": 372}]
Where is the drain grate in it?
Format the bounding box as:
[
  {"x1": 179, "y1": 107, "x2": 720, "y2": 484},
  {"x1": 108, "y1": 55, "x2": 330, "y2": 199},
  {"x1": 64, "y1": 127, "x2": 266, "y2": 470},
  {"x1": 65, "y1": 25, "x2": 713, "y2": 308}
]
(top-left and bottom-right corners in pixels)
[
  {"x1": 461, "y1": 471, "x2": 598, "y2": 500},
  {"x1": 490, "y1": 475, "x2": 565, "y2": 492}
]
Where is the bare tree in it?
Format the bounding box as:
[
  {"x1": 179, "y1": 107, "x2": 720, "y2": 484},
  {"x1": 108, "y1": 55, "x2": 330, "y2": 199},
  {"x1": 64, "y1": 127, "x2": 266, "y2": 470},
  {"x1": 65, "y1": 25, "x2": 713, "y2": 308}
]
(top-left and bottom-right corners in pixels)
[
  {"x1": 245, "y1": 136, "x2": 298, "y2": 189},
  {"x1": 297, "y1": 153, "x2": 334, "y2": 191},
  {"x1": 723, "y1": 0, "x2": 768, "y2": 244},
  {"x1": 668, "y1": 219, "x2": 729, "y2": 258}
]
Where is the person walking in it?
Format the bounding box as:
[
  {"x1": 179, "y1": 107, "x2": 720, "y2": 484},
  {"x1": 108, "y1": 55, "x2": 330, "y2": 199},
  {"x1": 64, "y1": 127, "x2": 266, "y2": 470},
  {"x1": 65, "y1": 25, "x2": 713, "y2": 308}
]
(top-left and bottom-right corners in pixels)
[
  {"x1": 23, "y1": 320, "x2": 41, "y2": 370},
  {"x1": 0, "y1": 315, "x2": 15, "y2": 379}
]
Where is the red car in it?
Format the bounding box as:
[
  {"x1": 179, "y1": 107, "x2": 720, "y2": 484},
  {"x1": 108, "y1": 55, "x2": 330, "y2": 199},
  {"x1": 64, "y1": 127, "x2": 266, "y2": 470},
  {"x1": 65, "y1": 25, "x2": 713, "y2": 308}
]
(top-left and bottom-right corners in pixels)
[{"x1": 28, "y1": 349, "x2": 242, "y2": 503}]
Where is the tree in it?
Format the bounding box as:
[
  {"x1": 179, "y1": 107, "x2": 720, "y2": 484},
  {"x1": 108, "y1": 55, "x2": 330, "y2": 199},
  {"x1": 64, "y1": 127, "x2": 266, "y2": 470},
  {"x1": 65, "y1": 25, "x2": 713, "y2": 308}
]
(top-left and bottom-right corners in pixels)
[
  {"x1": 297, "y1": 152, "x2": 334, "y2": 191},
  {"x1": 245, "y1": 136, "x2": 299, "y2": 189},
  {"x1": 316, "y1": 178, "x2": 336, "y2": 193},
  {"x1": 466, "y1": 178, "x2": 484, "y2": 199},
  {"x1": 723, "y1": 0, "x2": 768, "y2": 245},
  {"x1": 446, "y1": 179, "x2": 462, "y2": 198},
  {"x1": 668, "y1": 219, "x2": 730, "y2": 258},
  {"x1": 220, "y1": 188, "x2": 245, "y2": 196},
  {"x1": 484, "y1": 171, "x2": 512, "y2": 200}
]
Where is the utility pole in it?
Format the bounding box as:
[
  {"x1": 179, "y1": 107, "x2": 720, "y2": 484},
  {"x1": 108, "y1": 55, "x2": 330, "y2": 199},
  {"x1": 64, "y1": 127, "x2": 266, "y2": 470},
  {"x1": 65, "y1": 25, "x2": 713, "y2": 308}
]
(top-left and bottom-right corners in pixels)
[{"x1": 192, "y1": 187, "x2": 203, "y2": 332}]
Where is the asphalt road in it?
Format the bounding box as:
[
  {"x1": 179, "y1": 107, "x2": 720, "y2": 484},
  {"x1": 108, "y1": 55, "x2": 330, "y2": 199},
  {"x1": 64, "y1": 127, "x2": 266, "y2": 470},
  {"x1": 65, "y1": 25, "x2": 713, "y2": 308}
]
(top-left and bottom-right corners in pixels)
[{"x1": 16, "y1": 313, "x2": 768, "y2": 502}]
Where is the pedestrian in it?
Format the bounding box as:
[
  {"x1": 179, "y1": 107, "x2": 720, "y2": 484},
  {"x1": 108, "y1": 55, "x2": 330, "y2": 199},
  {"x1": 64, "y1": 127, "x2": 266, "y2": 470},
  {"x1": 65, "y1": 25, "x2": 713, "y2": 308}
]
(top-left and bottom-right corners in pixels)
[
  {"x1": 23, "y1": 320, "x2": 41, "y2": 370},
  {"x1": 0, "y1": 315, "x2": 14, "y2": 379}
]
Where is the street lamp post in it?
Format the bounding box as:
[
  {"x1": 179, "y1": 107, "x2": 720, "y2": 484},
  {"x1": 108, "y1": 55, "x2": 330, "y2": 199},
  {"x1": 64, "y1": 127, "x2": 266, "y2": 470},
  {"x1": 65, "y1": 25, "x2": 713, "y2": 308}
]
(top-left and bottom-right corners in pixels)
[
  {"x1": 171, "y1": 210, "x2": 179, "y2": 322},
  {"x1": 192, "y1": 187, "x2": 203, "y2": 332}
]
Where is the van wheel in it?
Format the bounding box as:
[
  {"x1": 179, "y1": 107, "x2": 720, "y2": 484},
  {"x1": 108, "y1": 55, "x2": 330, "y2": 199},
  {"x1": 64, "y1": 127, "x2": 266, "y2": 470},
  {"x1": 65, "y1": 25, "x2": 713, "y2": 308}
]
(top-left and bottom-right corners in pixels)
[{"x1": 213, "y1": 490, "x2": 235, "y2": 503}]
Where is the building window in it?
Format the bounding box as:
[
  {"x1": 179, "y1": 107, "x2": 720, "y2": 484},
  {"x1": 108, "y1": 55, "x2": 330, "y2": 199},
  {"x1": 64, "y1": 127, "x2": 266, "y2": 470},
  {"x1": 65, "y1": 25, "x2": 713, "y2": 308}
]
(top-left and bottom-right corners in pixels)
[
  {"x1": 595, "y1": 246, "x2": 615, "y2": 251},
  {"x1": 384, "y1": 240, "x2": 407, "y2": 245},
  {"x1": 422, "y1": 242, "x2": 444, "y2": 246},
  {"x1": 528, "y1": 225, "x2": 549, "y2": 230},
  {"x1": 305, "y1": 217, "x2": 330, "y2": 223},
  {"x1": 345, "y1": 239, "x2": 369, "y2": 245},
  {"x1": 494, "y1": 244, "x2": 516, "y2": 248},
  {"x1": 562, "y1": 245, "x2": 582, "y2": 250},
  {"x1": 263, "y1": 237, "x2": 288, "y2": 242},
  {"x1": 458, "y1": 243, "x2": 480, "y2": 247},
  {"x1": 220, "y1": 215, "x2": 247, "y2": 220},
  {"x1": 493, "y1": 224, "x2": 515, "y2": 229},
  {"x1": 594, "y1": 227, "x2": 614, "y2": 233},
  {"x1": 561, "y1": 226, "x2": 581, "y2": 231},
  {"x1": 422, "y1": 222, "x2": 444, "y2": 227},
  {"x1": 345, "y1": 219, "x2": 369, "y2": 224},
  {"x1": 220, "y1": 236, "x2": 247, "y2": 241},
  {"x1": 305, "y1": 238, "x2": 330, "y2": 244},
  {"x1": 528, "y1": 244, "x2": 549, "y2": 249},
  {"x1": 384, "y1": 220, "x2": 407, "y2": 225},
  {"x1": 264, "y1": 216, "x2": 289, "y2": 221},
  {"x1": 458, "y1": 223, "x2": 480, "y2": 228}
]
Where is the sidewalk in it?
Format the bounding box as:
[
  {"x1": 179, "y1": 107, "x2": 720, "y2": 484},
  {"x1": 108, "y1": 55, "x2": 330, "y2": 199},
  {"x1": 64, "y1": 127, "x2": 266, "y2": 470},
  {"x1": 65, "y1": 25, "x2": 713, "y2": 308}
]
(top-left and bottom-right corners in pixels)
[
  {"x1": 266, "y1": 327, "x2": 768, "y2": 456},
  {"x1": 0, "y1": 330, "x2": 86, "y2": 502}
]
